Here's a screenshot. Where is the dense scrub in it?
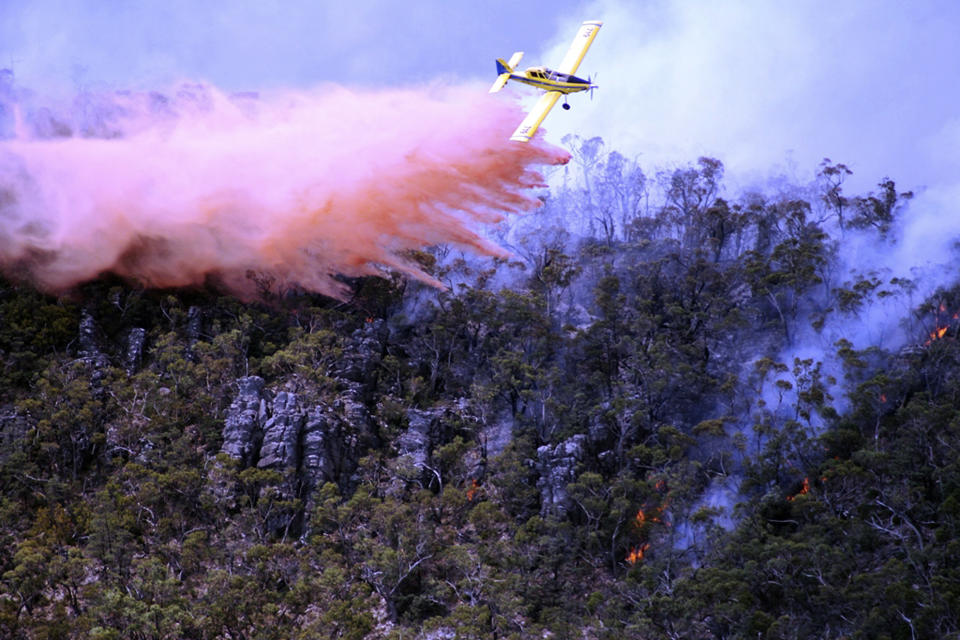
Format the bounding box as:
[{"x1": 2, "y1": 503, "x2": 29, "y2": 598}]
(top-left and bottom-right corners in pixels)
[{"x1": 1, "y1": 145, "x2": 957, "y2": 638}]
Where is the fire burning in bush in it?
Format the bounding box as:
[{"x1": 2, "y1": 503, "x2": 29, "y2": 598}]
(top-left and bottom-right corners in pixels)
[{"x1": 786, "y1": 477, "x2": 810, "y2": 501}]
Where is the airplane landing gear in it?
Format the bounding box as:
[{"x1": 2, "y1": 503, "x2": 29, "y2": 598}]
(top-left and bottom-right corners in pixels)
[{"x1": 562, "y1": 102, "x2": 571, "y2": 110}]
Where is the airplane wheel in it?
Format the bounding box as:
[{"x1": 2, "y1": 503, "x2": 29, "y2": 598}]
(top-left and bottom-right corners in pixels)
[{"x1": 562, "y1": 103, "x2": 570, "y2": 110}]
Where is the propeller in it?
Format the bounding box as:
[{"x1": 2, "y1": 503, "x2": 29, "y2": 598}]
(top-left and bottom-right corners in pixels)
[{"x1": 588, "y1": 73, "x2": 599, "y2": 100}]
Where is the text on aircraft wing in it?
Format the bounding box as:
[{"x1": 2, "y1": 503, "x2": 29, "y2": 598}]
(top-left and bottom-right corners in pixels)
[
  {"x1": 556, "y1": 21, "x2": 602, "y2": 76},
  {"x1": 510, "y1": 91, "x2": 562, "y2": 142}
]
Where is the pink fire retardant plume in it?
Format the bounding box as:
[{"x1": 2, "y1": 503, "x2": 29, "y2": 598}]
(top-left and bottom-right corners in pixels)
[{"x1": 0, "y1": 84, "x2": 569, "y2": 299}]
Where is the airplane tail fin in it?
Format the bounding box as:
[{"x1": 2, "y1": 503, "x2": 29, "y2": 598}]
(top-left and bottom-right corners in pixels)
[{"x1": 489, "y1": 51, "x2": 523, "y2": 93}]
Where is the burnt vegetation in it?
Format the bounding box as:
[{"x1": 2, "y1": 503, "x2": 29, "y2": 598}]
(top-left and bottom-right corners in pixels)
[{"x1": 1, "y1": 140, "x2": 958, "y2": 639}]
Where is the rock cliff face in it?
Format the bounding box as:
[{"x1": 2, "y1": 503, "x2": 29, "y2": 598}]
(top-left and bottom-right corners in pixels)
[
  {"x1": 334, "y1": 320, "x2": 384, "y2": 384},
  {"x1": 73, "y1": 306, "x2": 146, "y2": 377},
  {"x1": 301, "y1": 406, "x2": 332, "y2": 496},
  {"x1": 479, "y1": 410, "x2": 513, "y2": 461},
  {"x1": 78, "y1": 308, "x2": 111, "y2": 377},
  {"x1": 70, "y1": 305, "x2": 589, "y2": 524},
  {"x1": 536, "y1": 435, "x2": 587, "y2": 517},
  {"x1": 124, "y1": 327, "x2": 146, "y2": 374},
  {"x1": 396, "y1": 408, "x2": 440, "y2": 472},
  {"x1": 185, "y1": 306, "x2": 203, "y2": 345},
  {"x1": 77, "y1": 308, "x2": 105, "y2": 360},
  {"x1": 219, "y1": 376, "x2": 371, "y2": 528},
  {"x1": 257, "y1": 391, "x2": 302, "y2": 470},
  {"x1": 393, "y1": 400, "x2": 487, "y2": 491},
  {"x1": 221, "y1": 376, "x2": 268, "y2": 467}
]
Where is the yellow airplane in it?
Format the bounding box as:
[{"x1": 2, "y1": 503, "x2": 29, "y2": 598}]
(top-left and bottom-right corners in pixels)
[{"x1": 490, "y1": 20, "x2": 602, "y2": 142}]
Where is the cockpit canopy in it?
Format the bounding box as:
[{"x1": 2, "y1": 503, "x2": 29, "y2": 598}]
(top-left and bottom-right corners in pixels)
[{"x1": 525, "y1": 66, "x2": 588, "y2": 84}]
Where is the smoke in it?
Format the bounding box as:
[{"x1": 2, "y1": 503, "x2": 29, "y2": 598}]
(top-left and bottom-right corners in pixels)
[
  {"x1": 0, "y1": 83, "x2": 569, "y2": 298},
  {"x1": 520, "y1": 1, "x2": 960, "y2": 536},
  {"x1": 531, "y1": 1, "x2": 960, "y2": 351},
  {"x1": 538, "y1": 1, "x2": 960, "y2": 194},
  {"x1": 528, "y1": 0, "x2": 960, "y2": 347}
]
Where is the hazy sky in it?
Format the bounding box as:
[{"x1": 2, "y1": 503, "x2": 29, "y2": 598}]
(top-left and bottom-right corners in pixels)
[
  {"x1": 2, "y1": 0, "x2": 958, "y2": 191},
  {"x1": 0, "y1": 1, "x2": 581, "y2": 89}
]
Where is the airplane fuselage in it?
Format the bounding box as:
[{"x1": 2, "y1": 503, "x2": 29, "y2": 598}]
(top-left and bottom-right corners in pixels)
[
  {"x1": 488, "y1": 20, "x2": 602, "y2": 141},
  {"x1": 510, "y1": 67, "x2": 593, "y2": 95}
]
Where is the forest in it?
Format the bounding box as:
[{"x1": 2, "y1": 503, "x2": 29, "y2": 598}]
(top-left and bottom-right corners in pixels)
[{"x1": 2, "y1": 137, "x2": 959, "y2": 639}]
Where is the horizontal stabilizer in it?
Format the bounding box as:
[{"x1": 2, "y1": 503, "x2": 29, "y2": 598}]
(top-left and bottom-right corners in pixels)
[
  {"x1": 491, "y1": 52, "x2": 524, "y2": 92},
  {"x1": 489, "y1": 73, "x2": 510, "y2": 93}
]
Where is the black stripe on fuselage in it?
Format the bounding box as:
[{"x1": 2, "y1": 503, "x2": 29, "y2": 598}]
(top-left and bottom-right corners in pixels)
[{"x1": 510, "y1": 75, "x2": 588, "y2": 92}]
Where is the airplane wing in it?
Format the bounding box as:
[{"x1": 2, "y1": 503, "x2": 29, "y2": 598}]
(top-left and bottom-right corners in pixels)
[
  {"x1": 510, "y1": 91, "x2": 562, "y2": 142},
  {"x1": 556, "y1": 20, "x2": 602, "y2": 75}
]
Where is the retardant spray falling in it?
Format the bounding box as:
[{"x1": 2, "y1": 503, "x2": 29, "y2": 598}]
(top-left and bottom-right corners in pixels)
[{"x1": 0, "y1": 82, "x2": 570, "y2": 298}]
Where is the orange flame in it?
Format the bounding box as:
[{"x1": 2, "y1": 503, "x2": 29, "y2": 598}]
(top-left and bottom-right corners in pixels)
[
  {"x1": 635, "y1": 507, "x2": 663, "y2": 527},
  {"x1": 466, "y1": 478, "x2": 479, "y2": 501},
  {"x1": 787, "y1": 477, "x2": 810, "y2": 501},
  {"x1": 925, "y1": 326, "x2": 949, "y2": 345},
  {"x1": 626, "y1": 543, "x2": 650, "y2": 565},
  {"x1": 923, "y1": 300, "x2": 960, "y2": 345},
  {"x1": 879, "y1": 394, "x2": 887, "y2": 403}
]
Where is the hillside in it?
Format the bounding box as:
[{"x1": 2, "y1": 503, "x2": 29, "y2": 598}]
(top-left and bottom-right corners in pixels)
[{"x1": 2, "y1": 145, "x2": 959, "y2": 639}]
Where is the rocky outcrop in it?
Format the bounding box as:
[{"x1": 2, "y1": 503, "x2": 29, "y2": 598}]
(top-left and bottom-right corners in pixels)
[
  {"x1": 257, "y1": 392, "x2": 302, "y2": 471},
  {"x1": 301, "y1": 407, "x2": 332, "y2": 494},
  {"x1": 396, "y1": 404, "x2": 466, "y2": 473},
  {"x1": 124, "y1": 328, "x2": 146, "y2": 374},
  {"x1": 478, "y1": 409, "x2": 513, "y2": 461},
  {"x1": 321, "y1": 385, "x2": 367, "y2": 485},
  {"x1": 390, "y1": 401, "x2": 486, "y2": 493},
  {"x1": 396, "y1": 408, "x2": 437, "y2": 471},
  {"x1": 77, "y1": 308, "x2": 110, "y2": 376},
  {"x1": 219, "y1": 378, "x2": 372, "y2": 531},
  {"x1": 78, "y1": 309, "x2": 102, "y2": 358},
  {"x1": 221, "y1": 376, "x2": 267, "y2": 467},
  {"x1": 536, "y1": 435, "x2": 587, "y2": 517},
  {"x1": 185, "y1": 306, "x2": 203, "y2": 345},
  {"x1": 334, "y1": 319, "x2": 384, "y2": 383}
]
